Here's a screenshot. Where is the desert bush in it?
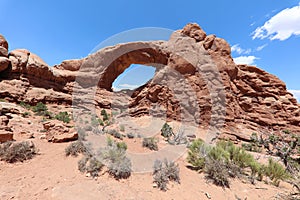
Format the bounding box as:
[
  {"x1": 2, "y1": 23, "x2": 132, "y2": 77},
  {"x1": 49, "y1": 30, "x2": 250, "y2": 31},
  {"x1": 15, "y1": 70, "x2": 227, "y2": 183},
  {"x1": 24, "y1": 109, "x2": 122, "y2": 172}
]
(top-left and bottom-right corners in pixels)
[
  {"x1": 32, "y1": 102, "x2": 49, "y2": 116},
  {"x1": 116, "y1": 141, "x2": 127, "y2": 151},
  {"x1": 161, "y1": 123, "x2": 173, "y2": 138},
  {"x1": 187, "y1": 139, "x2": 267, "y2": 187},
  {"x1": 168, "y1": 128, "x2": 188, "y2": 145},
  {"x1": 241, "y1": 143, "x2": 262, "y2": 153},
  {"x1": 205, "y1": 158, "x2": 230, "y2": 188},
  {"x1": 22, "y1": 111, "x2": 30, "y2": 118},
  {"x1": 142, "y1": 137, "x2": 158, "y2": 151},
  {"x1": 86, "y1": 157, "x2": 104, "y2": 177},
  {"x1": 0, "y1": 141, "x2": 37, "y2": 163},
  {"x1": 19, "y1": 101, "x2": 31, "y2": 109},
  {"x1": 108, "y1": 129, "x2": 123, "y2": 140},
  {"x1": 264, "y1": 158, "x2": 289, "y2": 186},
  {"x1": 55, "y1": 111, "x2": 71, "y2": 123},
  {"x1": 101, "y1": 139, "x2": 131, "y2": 179},
  {"x1": 101, "y1": 109, "x2": 109, "y2": 121},
  {"x1": 187, "y1": 139, "x2": 209, "y2": 170},
  {"x1": 153, "y1": 159, "x2": 180, "y2": 191},
  {"x1": 77, "y1": 155, "x2": 103, "y2": 178},
  {"x1": 119, "y1": 124, "x2": 125, "y2": 132},
  {"x1": 98, "y1": 119, "x2": 104, "y2": 126},
  {"x1": 78, "y1": 156, "x2": 89, "y2": 173},
  {"x1": 65, "y1": 140, "x2": 88, "y2": 157},
  {"x1": 216, "y1": 140, "x2": 257, "y2": 169}
]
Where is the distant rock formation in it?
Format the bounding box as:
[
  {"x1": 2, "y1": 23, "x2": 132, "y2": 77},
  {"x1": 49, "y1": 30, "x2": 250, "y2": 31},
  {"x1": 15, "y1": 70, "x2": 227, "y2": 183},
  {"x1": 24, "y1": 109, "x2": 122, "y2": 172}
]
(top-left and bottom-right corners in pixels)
[{"x1": 0, "y1": 23, "x2": 299, "y2": 143}]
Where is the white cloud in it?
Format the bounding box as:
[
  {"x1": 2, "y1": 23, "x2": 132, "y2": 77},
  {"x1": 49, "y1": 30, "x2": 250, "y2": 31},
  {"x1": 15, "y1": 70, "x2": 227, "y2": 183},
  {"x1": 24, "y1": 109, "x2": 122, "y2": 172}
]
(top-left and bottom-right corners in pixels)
[
  {"x1": 256, "y1": 44, "x2": 268, "y2": 51},
  {"x1": 288, "y1": 90, "x2": 300, "y2": 102},
  {"x1": 231, "y1": 44, "x2": 251, "y2": 55},
  {"x1": 233, "y1": 56, "x2": 258, "y2": 65},
  {"x1": 112, "y1": 83, "x2": 139, "y2": 91},
  {"x1": 252, "y1": 3, "x2": 300, "y2": 41}
]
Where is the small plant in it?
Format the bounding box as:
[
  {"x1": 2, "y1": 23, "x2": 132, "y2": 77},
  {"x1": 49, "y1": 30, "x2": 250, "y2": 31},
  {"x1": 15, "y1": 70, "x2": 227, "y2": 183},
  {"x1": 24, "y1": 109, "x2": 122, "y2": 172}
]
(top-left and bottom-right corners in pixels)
[
  {"x1": 242, "y1": 143, "x2": 261, "y2": 153},
  {"x1": 268, "y1": 134, "x2": 279, "y2": 145},
  {"x1": 142, "y1": 137, "x2": 158, "y2": 151},
  {"x1": 187, "y1": 139, "x2": 209, "y2": 170},
  {"x1": 116, "y1": 141, "x2": 127, "y2": 151},
  {"x1": 98, "y1": 119, "x2": 104, "y2": 126},
  {"x1": 0, "y1": 141, "x2": 37, "y2": 163},
  {"x1": 77, "y1": 155, "x2": 103, "y2": 178},
  {"x1": 22, "y1": 111, "x2": 30, "y2": 118},
  {"x1": 187, "y1": 139, "x2": 267, "y2": 187},
  {"x1": 32, "y1": 102, "x2": 49, "y2": 116},
  {"x1": 19, "y1": 101, "x2": 31, "y2": 109},
  {"x1": 101, "y1": 139, "x2": 132, "y2": 179},
  {"x1": 153, "y1": 159, "x2": 180, "y2": 191},
  {"x1": 101, "y1": 109, "x2": 109, "y2": 121},
  {"x1": 108, "y1": 129, "x2": 123, "y2": 140},
  {"x1": 65, "y1": 140, "x2": 88, "y2": 157},
  {"x1": 0, "y1": 98, "x2": 7, "y2": 102},
  {"x1": 161, "y1": 123, "x2": 173, "y2": 138},
  {"x1": 86, "y1": 157, "x2": 104, "y2": 177},
  {"x1": 55, "y1": 111, "x2": 71, "y2": 123},
  {"x1": 205, "y1": 158, "x2": 230, "y2": 188},
  {"x1": 78, "y1": 156, "x2": 89, "y2": 173},
  {"x1": 264, "y1": 158, "x2": 289, "y2": 186},
  {"x1": 168, "y1": 128, "x2": 188, "y2": 145},
  {"x1": 119, "y1": 124, "x2": 125, "y2": 132}
]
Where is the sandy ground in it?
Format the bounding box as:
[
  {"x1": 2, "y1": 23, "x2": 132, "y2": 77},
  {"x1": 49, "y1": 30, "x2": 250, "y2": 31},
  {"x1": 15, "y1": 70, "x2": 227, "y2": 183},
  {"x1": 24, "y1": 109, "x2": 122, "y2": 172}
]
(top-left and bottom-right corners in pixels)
[{"x1": 0, "y1": 133, "x2": 295, "y2": 200}]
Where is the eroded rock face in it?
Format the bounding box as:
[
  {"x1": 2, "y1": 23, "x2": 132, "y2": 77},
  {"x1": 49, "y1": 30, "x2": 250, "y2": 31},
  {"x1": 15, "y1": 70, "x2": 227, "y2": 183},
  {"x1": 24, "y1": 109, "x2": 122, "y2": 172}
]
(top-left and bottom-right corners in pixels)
[
  {"x1": 0, "y1": 23, "x2": 299, "y2": 142},
  {"x1": 42, "y1": 120, "x2": 78, "y2": 143}
]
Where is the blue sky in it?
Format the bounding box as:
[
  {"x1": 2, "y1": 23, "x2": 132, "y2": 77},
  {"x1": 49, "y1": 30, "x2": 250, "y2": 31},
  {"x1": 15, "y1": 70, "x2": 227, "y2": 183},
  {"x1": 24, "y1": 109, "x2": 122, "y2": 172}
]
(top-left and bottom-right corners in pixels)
[{"x1": 0, "y1": 0, "x2": 299, "y2": 100}]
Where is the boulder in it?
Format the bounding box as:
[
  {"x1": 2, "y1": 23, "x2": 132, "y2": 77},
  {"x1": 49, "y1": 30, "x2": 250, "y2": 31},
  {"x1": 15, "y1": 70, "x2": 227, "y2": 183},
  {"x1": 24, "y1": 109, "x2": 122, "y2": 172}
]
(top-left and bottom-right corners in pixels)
[
  {"x1": 0, "y1": 46, "x2": 8, "y2": 57},
  {"x1": 0, "y1": 34, "x2": 8, "y2": 50},
  {"x1": 42, "y1": 121, "x2": 78, "y2": 143}
]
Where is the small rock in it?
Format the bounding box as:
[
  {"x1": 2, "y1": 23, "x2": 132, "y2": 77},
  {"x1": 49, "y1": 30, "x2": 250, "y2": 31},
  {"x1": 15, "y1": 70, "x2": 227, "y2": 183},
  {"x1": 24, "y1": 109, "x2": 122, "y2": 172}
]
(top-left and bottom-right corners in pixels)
[{"x1": 205, "y1": 192, "x2": 211, "y2": 199}]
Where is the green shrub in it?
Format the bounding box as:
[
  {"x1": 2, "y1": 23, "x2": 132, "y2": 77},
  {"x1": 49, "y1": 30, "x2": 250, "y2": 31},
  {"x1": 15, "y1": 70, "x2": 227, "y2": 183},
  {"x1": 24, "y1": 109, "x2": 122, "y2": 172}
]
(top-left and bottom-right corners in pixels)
[
  {"x1": 101, "y1": 139, "x2": 132, "y2": 179},
  {"x1": 242, "y1": 143, "x2": 262, "y2": 153},
  {"x1": 101, "y1": 109, "x2": 109, "y2": 121},
  {"x1": 22, "y1": 111, "x2": 30, "y2": 118},
  {"x1": 77, "y1": 156, "x2": 103, "y2": 178},
  {"x1": 153, "y1": 159, "x2": 180, "y2": 191},
  {"x1": 0, "y1": 141, "x2": 37, "y2": 163},
  {"x1": 65, "y1": 140, "x2": 88, "y2": 157},
  {"x1": 187, "y1": 139, "x2": 208, "y2": 171},
  {"x1": 205, "y1": 158, "x2": 230, "y2": 188},
  {"x1": 86, "y1": 157, "x2": 104, "y2": 177},
  {"x1": 108, "y1": 129, "x2": 123, "y2": 140},
  {"x1": 116, "y1": 141, "x2": 127, "y2": 151},
  {"x1": 268, "y1": 134, "x2": 279, "y2": 145},
  {"x1": 98, "y1": 119, "x2": 104, "y2": 126},
  {"x1": 119, "y1": 124, "x2": 125, "y2": 132},
  {"x1": 19, "y1": 101, "x2": 31, "y2": 109},
  {"x1": 264, "y1": 158, "x2": 288, "y2": 186},
  {"x1": 168, "y1": 128, "x2": 188, "y2": 145},
  {"x1": 55, "y1": 111, "x2": 71, "y2": 123},
  {"x1": 161, "y1": 123, "x2": 173, "y2": 138},
  {"x1": 78, "y1": 156, "x2": 89, "y2": 173},
  {"x1": 143, "y1": 137, "x2": 158, "y2": 151},
  {"x1": 32, "y1": 102, "x2": 48, "y2": 116},
  {"x1": 187, "y1": 139, "x2": 268, "y2": 187}
]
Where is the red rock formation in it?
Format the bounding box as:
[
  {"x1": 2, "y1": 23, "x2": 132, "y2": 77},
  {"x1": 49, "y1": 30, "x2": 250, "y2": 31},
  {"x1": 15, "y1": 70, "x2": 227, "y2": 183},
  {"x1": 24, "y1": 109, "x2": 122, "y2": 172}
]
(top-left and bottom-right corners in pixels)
[{"x1": 0, "y1": 23, "x2": 299, "y2": 143}]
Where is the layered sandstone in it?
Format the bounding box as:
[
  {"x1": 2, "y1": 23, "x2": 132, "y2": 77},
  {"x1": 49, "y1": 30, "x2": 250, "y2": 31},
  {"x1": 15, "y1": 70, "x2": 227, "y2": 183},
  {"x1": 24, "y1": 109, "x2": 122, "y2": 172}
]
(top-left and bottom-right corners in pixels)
[{"x1": 0, "y1": 23, "x2": 299, "y2": 143}]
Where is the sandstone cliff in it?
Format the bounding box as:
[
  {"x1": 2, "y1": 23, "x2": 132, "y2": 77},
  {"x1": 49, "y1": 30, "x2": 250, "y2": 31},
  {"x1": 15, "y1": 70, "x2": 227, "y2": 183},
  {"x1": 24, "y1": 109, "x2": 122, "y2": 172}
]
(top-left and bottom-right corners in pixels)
[{"x1": 0, "y1": 23, "x2": 299, "y2": 142}]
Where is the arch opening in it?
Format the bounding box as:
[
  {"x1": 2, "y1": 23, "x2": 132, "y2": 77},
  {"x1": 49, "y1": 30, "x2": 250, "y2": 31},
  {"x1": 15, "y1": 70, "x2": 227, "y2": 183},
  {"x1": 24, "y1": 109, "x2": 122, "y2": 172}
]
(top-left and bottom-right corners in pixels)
[{"x1": 112, "y1": 64, "x2": 156, "y2": 92}]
